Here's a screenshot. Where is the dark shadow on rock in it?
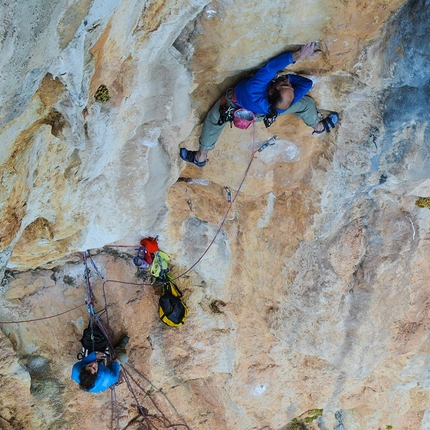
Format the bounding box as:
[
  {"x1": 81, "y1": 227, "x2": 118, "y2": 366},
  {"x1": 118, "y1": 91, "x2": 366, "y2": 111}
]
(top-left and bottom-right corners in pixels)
[
  {"x1": 383, "y1": 85, "x2": 430, "y2": 131},
  {"x1": 382, "y1": 0, "x2": 430, "y2": 88}
]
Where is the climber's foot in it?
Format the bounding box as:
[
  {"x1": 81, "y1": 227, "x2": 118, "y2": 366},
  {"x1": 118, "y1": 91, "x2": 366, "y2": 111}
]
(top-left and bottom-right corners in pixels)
[
  {"x1": 312, "y1": 112, "x2": 339, "y2": 135},
  {"x1": 179, "y1": 148, "x2": 207, "y2": 167}
]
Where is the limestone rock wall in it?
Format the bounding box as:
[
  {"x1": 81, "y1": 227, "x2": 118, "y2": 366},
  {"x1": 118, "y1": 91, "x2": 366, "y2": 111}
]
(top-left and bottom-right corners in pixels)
[
  {"x1": 0, "y1": 0, "x2": 208, "y2": 271},
  {"x1": 3, "y1": 0, "x2": 430, "y2": 429}
]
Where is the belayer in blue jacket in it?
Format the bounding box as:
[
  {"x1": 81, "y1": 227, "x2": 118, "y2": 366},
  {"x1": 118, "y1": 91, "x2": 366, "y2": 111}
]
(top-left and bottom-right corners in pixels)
[
  {"x1": 71, "y1": 335, "x2": 129, "y2": 393},
  {"x1": 180, "y1": 42, "x2": 338, "y2": 167}
]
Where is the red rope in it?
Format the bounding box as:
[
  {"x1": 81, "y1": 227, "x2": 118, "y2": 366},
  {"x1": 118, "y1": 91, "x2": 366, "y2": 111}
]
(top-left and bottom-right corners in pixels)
[
  {"x1": 174, "y1": 145, "x2": 257, "y2": 280},
  {"x1": 0, "y1": 304, "x2": 85, "y2": 324}
]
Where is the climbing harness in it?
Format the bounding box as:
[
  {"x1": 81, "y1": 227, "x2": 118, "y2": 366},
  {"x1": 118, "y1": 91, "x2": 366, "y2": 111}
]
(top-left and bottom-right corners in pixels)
[{"x1": 217, "y1": 87, "x2": 254, "y2": 129}]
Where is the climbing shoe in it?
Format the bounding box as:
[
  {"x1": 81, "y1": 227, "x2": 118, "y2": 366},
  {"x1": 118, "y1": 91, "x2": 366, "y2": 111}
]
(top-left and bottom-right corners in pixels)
[
  {"x1": 117, "y1": 335, "x2": 130, "y2": 348},
  {"x1": 312, "y1": 112, "x2": 339, "y2": 134},
  {"x1": 179, "y1": 148, "x2": 206, "y2": 167}
]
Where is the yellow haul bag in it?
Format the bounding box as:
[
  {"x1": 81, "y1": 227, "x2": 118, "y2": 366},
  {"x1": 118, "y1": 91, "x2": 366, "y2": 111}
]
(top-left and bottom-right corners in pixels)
[{"x1": 158, "y1": 280, "x2": 188, "y2": 327}]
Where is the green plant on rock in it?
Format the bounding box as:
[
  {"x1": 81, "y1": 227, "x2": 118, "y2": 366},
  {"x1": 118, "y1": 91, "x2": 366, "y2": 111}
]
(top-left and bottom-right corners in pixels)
[
  {"x1": 94, "y1": 84, "x2": 110, "y2": 102},
  {"x1": 102, "y1": 247, "x2": 132, "y2": 260},
  {"x1": 135, "y1": 268, "x2": 150, "y2": 281},
  {"x1": 304, "y1": 409, "x2": 323, "y2": 423},
  {"x1": 209, "y1": 299, "x2": 226, "y2": 314},
  {"x1": 285, "y1": 419, "x2": 307, "y2": 430},
  {"x1": 415, "y1": 197, "x2": 430, "y2": 209},
  {"x1": 283, "y1": 409, "x2": 323, "y2": 430}
]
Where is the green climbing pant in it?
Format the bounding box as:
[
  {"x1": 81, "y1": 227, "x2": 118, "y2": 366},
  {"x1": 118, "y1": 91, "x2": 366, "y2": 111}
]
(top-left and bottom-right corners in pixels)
[
  {"x1": 199, "y1": 93, "x2": 320, "y2": 152},
  {"x1": 114, "y1": 337, "x2": 129, "y2": 364}
]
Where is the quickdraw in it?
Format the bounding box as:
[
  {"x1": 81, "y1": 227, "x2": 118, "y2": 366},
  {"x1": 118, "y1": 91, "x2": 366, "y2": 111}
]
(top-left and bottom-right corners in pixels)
[
  {"x1": 224, "y1": 186, "x2": 232, "y2": 202},
  {"x1": 263, "y1": 111, "x2": 278, "y2": 128},
  {"x1": 218, "y1": 105, "x2": 235, "y2": 127},
  {"x1": 257, "y1": 135, "x2": 277, "y2": 152}
]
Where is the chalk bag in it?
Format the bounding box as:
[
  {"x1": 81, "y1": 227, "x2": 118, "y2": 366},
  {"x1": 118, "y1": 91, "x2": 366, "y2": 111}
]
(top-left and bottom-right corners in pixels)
[{"x1": 233, "y1": 109, "x2": 255, "y2": 130}]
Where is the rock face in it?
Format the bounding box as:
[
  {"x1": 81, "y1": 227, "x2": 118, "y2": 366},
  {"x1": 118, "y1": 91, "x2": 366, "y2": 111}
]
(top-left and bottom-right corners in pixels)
[{"x1": 2, "y1": 0, "x2": 430, "y2": 429}]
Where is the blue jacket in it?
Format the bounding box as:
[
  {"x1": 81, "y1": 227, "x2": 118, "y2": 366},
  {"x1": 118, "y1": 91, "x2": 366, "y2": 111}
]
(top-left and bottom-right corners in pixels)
[
  {"x1": 234, "y1": 52, "x2": 313, "y2": 115},
  {"x1": 71, "y1": 351, "x2": 120, "y2": 393}
]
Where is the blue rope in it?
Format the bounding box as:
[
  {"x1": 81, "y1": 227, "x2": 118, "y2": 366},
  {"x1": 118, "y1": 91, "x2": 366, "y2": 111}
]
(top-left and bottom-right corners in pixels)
[
  {"x1": 89, "y1": 254, "x2": 106, "y2": 281},
  {"x1": 83, "y1": 252, "x2": 95, "y2": 315}
]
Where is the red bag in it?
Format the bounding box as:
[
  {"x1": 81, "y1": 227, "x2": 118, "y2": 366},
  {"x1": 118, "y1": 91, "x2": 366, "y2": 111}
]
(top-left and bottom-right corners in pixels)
[{"x1": 140, "y1": 237, "x2": 158, "y2": 254}]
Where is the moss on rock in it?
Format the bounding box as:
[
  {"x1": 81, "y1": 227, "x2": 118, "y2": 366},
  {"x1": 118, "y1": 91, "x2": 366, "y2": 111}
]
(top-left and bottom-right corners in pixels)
[{"x1": 415, "y1": 197, "x2": 430, "y2": 208}]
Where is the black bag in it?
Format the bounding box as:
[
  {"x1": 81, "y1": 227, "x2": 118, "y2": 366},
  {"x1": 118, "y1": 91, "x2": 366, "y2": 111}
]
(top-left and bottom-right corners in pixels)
[
  {"x1": 80, "y1": 324, "x2": 108, "y2": 353},
  {"x1": 158, "y1": 281, "x2": 188, "y2": 327}
]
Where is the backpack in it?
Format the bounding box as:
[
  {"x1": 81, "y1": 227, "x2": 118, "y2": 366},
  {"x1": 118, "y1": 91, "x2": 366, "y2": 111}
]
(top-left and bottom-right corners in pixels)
[
  {"x1": 77, "y1": 324, "x2": 109, "y2": 359},
  {"x1": 158, "y1": 280, "x2": 188, "y2": 327}
]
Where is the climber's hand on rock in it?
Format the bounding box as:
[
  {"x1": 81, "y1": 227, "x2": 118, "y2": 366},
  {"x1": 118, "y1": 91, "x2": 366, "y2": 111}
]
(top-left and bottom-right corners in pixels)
[{"x1": 292, "y1": 42, "x2": 320, "y2": 62}]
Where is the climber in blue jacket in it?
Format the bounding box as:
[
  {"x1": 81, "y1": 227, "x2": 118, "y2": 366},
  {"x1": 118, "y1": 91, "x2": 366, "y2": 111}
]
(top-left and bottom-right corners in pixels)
[
  {"x1": 180, "y1": 42, "x2": 338, "y2": 167},
  {"x1": 71, "y1": 335, "x2": 129, "y2": 393}
]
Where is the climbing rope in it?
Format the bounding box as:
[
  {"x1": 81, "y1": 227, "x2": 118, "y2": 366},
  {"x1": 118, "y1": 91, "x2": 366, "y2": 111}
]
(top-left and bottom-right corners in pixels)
[
  {"x1": 125, "y1": 363, "x2": 190, "y2": 429},
  {"x1": 120, "y1": 364, "x2": 190, "y2": 429},
  {"x1": 110, "y1": 386, "x2": 120, "y2": 430},
  {"x1": 174, "y1": 134, "x2": 277, "y2": 280},
  {"x1": 0, "y1": 304, "x2": 85, "y2": 324},
  {"x1": 0, "y1": 282, "x2": 150, "y2": 325},
  {"x1": 83, "y1": 252, "x2": 97, "y2": 352},
  {"x1": 83, "y1": 251, "x2": 96, "y2": 316},
  {"x1": 103, "y1": 133, "x2": 277, "y2": 282},
  {"x1": 89, "y1": 253, "x2": 106, "y2": 281}
]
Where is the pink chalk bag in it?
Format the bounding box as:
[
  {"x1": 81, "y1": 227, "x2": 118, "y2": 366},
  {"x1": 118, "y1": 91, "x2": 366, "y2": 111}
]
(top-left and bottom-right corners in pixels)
[{"x1": 233, "y1": 108, "x2": 256, "y2": 129}]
